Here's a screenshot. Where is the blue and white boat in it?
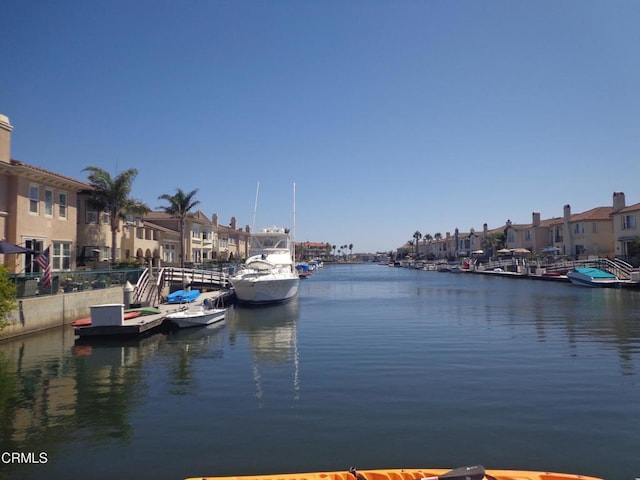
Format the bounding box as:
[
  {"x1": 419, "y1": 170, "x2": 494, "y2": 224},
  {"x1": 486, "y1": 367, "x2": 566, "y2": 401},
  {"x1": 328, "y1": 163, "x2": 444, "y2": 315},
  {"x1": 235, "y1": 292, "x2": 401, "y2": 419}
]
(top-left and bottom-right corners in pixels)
[{"x1": 566, "y1": 267, "x2": 619, "y2": 287}]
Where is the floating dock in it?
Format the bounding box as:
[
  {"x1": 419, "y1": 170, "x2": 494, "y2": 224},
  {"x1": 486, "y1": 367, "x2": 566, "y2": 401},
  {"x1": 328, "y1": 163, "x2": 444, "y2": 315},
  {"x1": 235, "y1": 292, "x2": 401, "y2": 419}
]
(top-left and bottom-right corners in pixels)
[{"x1": 73, "y1": 290, "x2": 232, "y2": 338}]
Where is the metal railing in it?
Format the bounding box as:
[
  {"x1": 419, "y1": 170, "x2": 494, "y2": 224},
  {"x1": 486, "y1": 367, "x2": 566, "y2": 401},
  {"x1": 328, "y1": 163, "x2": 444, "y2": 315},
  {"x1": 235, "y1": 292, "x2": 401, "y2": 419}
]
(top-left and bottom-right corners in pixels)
[{"x1": 9, "y1": 268, "x2": 145, "y2": 298}]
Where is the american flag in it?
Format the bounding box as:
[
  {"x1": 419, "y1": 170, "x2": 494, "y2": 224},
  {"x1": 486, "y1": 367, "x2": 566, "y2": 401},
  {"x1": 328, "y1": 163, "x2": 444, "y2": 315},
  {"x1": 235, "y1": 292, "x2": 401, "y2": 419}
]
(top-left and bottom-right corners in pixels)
[{"x1": 36, "y1": 247, "x2": 52, "y2": 289}]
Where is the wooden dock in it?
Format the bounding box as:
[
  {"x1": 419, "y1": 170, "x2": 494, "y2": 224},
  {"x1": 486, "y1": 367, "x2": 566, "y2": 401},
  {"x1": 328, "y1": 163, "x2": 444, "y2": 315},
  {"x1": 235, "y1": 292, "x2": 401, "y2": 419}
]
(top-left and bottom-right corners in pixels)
[{"x1": 74, "y1": 290, "x2": 233, "y2": 338}]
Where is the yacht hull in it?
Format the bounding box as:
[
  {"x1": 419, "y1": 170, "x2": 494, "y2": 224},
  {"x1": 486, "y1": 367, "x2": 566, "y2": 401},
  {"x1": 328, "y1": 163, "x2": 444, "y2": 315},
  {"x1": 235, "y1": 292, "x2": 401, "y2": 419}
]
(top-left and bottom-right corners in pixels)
[{"x1": 231, "y1": 276, "x2": 299, "y2": 304}]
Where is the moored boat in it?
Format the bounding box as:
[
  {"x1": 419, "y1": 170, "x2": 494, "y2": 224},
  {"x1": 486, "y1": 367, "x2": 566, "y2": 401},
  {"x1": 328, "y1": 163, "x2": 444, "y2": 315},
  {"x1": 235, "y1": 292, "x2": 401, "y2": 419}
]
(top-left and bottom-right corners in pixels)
[
  {"x1": 165, "y1": 298, "x2": 226, "y2": 328},
  {"x1": 566, "y1": 267, "x2": 619, "y2": 287},
  {"x1": 185, "y1": 465, "x2": 602, "y2": 480},
  {"x1": 230, "y1": 226, "x2": 299, "y2": 304}
]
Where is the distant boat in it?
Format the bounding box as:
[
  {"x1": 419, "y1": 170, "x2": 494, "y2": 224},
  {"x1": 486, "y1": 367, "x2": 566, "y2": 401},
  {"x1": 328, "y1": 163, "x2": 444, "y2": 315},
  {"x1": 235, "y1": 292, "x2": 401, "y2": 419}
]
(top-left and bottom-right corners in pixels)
[
  {"x1": 566, "y1": 267, "x2": 619, "y2": 287},
  {"x1": 296, "y1": 263, "x2": 312, "y2": 279},
  {"x1": 166, "y1": 289, "x2": 201, "y2": 304}
]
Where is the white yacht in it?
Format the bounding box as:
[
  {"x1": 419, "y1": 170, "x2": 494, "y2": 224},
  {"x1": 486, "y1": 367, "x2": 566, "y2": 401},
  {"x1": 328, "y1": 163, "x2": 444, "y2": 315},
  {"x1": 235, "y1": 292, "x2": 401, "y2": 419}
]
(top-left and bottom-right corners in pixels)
[{"x1": 230, "y1": 226, "x2": 300, "y2": 304}]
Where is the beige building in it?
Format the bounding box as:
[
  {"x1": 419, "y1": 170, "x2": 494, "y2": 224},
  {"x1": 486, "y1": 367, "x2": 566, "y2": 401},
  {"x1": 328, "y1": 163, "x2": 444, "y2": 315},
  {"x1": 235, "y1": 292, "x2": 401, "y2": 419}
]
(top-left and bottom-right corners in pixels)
[
  {"x1": 1, "y1": 114, "x2": 88, "y2": 274},
  {"x1": 1, "y1": 112, "x2": 244, "y2": 278},
  {"x1": 548, "y1": 204, "x2": 615, "y2": 257},
  {"x1": 611, "y1": 191, "x2": 640, "y2": 261},
  {"x1": 212, "y1": 214, "x2": 251, "y2": 261}
]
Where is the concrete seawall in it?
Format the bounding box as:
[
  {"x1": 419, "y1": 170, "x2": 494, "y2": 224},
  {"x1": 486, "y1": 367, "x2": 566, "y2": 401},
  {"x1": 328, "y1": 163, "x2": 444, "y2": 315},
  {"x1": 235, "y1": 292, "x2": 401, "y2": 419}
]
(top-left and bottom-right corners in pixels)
[{"x1": 1, "y1": 287, "x2": 125, "y2": 341}]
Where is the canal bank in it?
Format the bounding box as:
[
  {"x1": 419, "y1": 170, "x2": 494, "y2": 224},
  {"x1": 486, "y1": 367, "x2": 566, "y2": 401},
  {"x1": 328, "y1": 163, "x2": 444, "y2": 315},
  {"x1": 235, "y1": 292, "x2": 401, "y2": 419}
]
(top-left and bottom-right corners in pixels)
[{"x1": 0, "y1": 286, "x2": 125, "y2": 341}]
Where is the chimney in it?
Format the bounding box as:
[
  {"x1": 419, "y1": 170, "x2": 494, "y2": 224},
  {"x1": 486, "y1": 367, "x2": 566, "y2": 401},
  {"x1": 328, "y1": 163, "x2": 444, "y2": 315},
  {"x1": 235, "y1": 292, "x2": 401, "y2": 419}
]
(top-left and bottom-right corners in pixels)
[
  {"x1": 532, "y1": 212, "x2": 540, "y2": 227},
  {"x1": 0, "y1": 114, "x2": 13, "y2": 164},
  {"x1": 230, "y1": 216, "x2": 237, "y2": 230},
  {"x1": 483, "y1": 223, "x2": 488, "y2": 235},
  {"x1": 212, "y1": 213, "x2": 218, "y2": 227},
  {"x1": 612, "y1": 192, "x2": 626, "y2": 213},
  {"x1": 245, "y1": 225, "x2": 250, "y2": 233},
  {"x1": 563, "y1": 204, "x2": 571, "y2": 221}
]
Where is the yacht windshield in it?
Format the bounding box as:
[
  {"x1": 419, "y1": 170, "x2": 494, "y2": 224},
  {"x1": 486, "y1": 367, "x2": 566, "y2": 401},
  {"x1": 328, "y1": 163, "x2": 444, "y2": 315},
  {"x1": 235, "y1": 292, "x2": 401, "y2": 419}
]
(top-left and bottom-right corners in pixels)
[{"x1": 250, "y1": 234, "x2": 289, "y2": 252}]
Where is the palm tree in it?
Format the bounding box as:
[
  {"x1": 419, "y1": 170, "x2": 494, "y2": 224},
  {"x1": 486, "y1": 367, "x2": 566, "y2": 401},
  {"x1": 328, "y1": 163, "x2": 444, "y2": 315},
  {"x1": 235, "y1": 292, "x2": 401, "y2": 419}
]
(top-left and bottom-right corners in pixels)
[
  {"x1": 332, "y1": 245, "x2": 336, "y2": 256},
  {"x1": 413, "y1": 230, "x2": 422, "y2": 258},
  {"x1": 83, "y1": 166, "x2": 150, "y2": 266},
  {"x1": 157, "y1": 188, "x2": 201, "y2": 269},
  {"x1": 423, "y1": 233, "x2": 433, "y2": 259},
  {"x1": 482, "y1": 231, "x2": 506, "y2": 258},
  {"x1": 349, "y1": 243, "x2": 354, "y2": 260}
]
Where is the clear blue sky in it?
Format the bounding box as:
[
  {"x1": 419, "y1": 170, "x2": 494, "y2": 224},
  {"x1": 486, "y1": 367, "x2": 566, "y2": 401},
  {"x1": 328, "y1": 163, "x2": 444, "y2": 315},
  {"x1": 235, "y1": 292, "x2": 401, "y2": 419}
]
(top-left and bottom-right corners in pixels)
[{"x1": 2, "y1": 1, "x2": 639, "y2": 253}]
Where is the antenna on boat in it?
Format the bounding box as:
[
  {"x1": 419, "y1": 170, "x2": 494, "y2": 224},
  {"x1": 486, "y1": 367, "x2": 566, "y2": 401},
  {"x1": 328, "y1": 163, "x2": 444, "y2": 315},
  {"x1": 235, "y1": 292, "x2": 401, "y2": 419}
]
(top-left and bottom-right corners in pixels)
[{"x1": 252, "y1": 181, "x2": 260, "y2": 232}]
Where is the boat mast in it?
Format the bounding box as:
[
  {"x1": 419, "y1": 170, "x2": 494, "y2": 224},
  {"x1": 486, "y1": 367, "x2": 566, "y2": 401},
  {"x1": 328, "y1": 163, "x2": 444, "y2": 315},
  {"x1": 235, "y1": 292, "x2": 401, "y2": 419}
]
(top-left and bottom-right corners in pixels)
[
  {"x1": 292, "y1": 182, "x2": 296, "y2": 264},
  {"x1": 252, "y1": 181, "x2": 260, "y2": 232}
]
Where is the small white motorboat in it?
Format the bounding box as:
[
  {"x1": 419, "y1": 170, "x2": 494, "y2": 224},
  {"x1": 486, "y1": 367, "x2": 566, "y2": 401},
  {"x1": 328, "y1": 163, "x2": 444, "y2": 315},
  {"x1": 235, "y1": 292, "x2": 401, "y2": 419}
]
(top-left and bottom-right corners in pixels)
[
  {"x1": 165, "y1": 298, "x2": 226, "y2": 328},
  {"x1": 566, "y1": 267, "x2": 620, "y2": 287}
]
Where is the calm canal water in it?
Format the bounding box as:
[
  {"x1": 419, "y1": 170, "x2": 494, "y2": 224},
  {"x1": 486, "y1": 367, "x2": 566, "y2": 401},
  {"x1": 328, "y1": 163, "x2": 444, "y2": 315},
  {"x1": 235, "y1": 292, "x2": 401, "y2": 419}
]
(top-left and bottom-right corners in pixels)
[{"x1": 1, "y1": 264, "x2": 639, "y2": 480}]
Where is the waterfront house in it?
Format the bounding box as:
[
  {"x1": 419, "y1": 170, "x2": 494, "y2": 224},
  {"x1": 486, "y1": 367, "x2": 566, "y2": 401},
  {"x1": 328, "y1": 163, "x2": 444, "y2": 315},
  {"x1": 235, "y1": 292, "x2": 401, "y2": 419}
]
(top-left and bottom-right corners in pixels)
[
  {"x1": 553, "y1": 203, "x2": 614, "y2": 258},
  {"x1": 0, "y1": 114, "x2": 88, "y2": 275},
  {"x1": 611, "y1": 191, "x2": 640, "y2": 262},
  {"x1": 294, "y1": 241, "x2": 331, "y2": 260},
  {"x1": 212, "y1": 214, "x2": 250, "y2": 261}
]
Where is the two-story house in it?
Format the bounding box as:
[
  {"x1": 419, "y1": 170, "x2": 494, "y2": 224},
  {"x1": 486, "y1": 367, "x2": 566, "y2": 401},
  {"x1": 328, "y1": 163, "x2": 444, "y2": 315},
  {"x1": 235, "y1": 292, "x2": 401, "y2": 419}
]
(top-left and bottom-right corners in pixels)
[
  {"x1": 556, "y1": 203, "x2": 614, "y2": 258},
  {"x1": 212, "y1": 214, "x2": 250, "y2": 261},
  {"x1": 611, "y1": 191, "x2": 640, "y2": 261},
  {"x1": 1, "y1": 114, "x2": 88, "y2": 274}
]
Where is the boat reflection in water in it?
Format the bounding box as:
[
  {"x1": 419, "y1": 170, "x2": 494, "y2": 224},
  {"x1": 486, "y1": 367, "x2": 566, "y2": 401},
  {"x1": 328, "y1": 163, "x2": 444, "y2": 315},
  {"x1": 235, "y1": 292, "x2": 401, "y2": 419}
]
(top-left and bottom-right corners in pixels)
[{"x1": 227, "y1": 299, "x2": 301, "y2": 404}]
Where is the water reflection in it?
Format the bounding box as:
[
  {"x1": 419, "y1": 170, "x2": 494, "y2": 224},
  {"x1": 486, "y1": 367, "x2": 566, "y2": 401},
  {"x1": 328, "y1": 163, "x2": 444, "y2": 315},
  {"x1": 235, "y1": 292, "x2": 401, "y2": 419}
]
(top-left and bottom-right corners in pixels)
[
  {"x1": 157, "y1": 322, "x2": 226, "y2": 396},
  {"x1": 227, "y1": 299, "x2": 301, "y2": 405}
]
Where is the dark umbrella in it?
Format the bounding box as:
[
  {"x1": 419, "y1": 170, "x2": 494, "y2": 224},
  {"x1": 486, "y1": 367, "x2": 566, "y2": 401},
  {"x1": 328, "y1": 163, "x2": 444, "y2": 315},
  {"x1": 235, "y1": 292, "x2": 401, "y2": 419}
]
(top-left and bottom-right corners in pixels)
[{"x1": 0, "y1": 240, "x2": 34, "y2": 254}]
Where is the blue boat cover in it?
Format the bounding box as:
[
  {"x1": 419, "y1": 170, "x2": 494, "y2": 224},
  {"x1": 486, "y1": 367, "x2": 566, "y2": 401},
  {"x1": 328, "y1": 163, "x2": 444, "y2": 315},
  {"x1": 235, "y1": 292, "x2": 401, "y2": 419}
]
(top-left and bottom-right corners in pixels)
[
  {"x1": 166, "y1": 289, "x2": 201, "y2": 304},
  {"x1": 574, "y1": 267, "x2": 617, "y2": 279}
]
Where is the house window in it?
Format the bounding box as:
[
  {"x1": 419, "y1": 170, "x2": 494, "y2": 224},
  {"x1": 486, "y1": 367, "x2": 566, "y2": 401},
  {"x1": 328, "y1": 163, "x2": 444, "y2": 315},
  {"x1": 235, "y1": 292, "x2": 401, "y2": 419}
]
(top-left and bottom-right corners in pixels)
[
  {"x1": 525, "y1": 230, "x2": 532, "y2": 241},
  {"x1": 52, "y1": 242, "x2": 71, "y2": 270},
  {"x1": 44, "y1": 189, "x2": 54, "y2": 216},
  {"x1": 85, "y1": 201, "x2": 98, "y2": 224},
  {"x1": 622, "y1": 215, "x2": 637, "y2": 230},
  {"x1": 163, "y1": 244, "x2": 176, "y2": 263},
  {"x1": 192, "y1": 226, "x2": 199, "y2": 238},
  {"x1": 573, "y1": 223, "x2": 584, "y2": 234},
  {"x1": 29, "y1": 185, "x2": 39, "y2": 214},
  {"x1": 59, "y1": 192, "x2": 67, "y2": 219},
  {"x1": 507, "y1": 231, "x2": 515, "y2": 243},
  {"x1": 220, "y1": 235, "x2": 228, "y2": 249},
  {"x1": 592, "y1": 223, "x2": 598, "y2": 233}
]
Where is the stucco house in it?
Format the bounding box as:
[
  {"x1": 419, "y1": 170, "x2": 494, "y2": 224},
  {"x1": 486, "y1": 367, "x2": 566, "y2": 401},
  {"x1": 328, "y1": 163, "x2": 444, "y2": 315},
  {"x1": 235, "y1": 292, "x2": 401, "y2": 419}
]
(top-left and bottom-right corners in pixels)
[{"x1": 1, "y1": 114, "x2": 88, "y2": 274}]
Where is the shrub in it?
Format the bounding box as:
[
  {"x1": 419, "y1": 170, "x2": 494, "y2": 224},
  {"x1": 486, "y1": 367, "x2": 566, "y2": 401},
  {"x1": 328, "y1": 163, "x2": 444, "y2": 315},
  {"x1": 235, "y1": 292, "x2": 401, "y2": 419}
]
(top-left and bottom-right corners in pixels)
[{"x1": 0, "y1": 265, "x2": 17, "y2": 331}]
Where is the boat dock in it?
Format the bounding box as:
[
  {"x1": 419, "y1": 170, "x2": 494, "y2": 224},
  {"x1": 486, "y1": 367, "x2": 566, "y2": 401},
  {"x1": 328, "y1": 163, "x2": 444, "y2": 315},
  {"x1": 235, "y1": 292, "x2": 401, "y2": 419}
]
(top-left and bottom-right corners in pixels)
[{"x1": 74, "y1": 290, "x2": 233, "y2": 338}]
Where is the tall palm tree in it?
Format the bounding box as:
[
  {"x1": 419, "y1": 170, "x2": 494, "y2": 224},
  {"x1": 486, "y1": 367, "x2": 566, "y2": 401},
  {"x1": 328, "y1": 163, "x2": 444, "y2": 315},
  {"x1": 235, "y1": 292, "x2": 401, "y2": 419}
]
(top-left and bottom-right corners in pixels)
[
  {"x1": 423, "y1": 233, "x2": 433, "y2": 259},
  {"x1": 413, "y1": 230, "x2": 422, "y2": 258},
  {"x1": 83, "y1": 166, "x2": 150, "y2": 266},
  {"x1": 349, "y1": 243, "x2": 354, "y2": 260},
  {"x1": 157, "y1": 188, "x2": 201, "y2": 269}
]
